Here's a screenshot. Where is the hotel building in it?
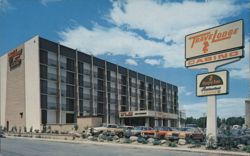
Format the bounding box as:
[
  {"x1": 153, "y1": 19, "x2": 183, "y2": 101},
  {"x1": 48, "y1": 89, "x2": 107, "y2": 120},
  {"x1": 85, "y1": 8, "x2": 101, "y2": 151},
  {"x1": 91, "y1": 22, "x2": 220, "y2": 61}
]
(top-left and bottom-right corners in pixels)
[{"x1": 0, "y1": 36, "x2": 179, "y2": 130}]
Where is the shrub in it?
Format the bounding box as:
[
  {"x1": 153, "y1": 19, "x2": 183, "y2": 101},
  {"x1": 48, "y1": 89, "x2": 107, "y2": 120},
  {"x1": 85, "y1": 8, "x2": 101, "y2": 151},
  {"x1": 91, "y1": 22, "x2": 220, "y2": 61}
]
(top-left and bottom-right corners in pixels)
[
  {"x1": 24, "y1": 126, "x2": 27, "y2": 133},
  {"x1": 74, "y1": 124, "x2": 79, "y2": 131},
  {"x1": 29, "y1": 126, "x2": 33, "y2": 133},
  {"x1": 18, "y1": 127, "x2": 22, "y2": 133},
  {"x1": 11, "y1": 126, "x2": 17, "y2": 133},
  {"x1": 153, "y1": 139, "x2": 161, "y2": 145},
  {"x1": 34, "y1": 129, "x2": 39, "y2": 133},
  {"x1": 206, "y1": 134, "x2": 217, "y2": 150},
  {"x1": 42, "y1": 125, "x2": 47, "y2": 133},
  {"x1": 168, "y1": 142, "x2": 177, "y2": 147},
  {"x1": 243, "y1": 146, "x2": 250, "y2": 153}
]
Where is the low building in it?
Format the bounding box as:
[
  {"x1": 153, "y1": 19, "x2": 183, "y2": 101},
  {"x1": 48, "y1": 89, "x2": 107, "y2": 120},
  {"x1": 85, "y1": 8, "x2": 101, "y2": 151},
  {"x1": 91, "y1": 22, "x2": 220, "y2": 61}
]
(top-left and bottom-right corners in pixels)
[{"x1": 0, "y1": 36, "x2": 179, "y2": 131}]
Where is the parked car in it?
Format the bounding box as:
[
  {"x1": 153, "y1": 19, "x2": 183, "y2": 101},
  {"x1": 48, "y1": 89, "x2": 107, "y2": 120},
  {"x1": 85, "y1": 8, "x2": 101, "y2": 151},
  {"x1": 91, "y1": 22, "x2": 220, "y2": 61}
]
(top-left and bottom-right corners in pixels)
[
  {"x1": 178, "y1": 127, "x2": 205, "y2": 141},
  {"x1": 88, "y1": 124, "x2": 124, "y2": 137},
  {"x1": 141, "y1": 127, "x2": 173, "y2": 139},
  {"x1": 0, "y1": 131, "x2": 6, "y2": 138},
  {"x1": 128, "y1": 126, "x2": 153, "y2": 136},
  {"x1": 217, "y1": 128, "x2": 250, "y2": 145}
]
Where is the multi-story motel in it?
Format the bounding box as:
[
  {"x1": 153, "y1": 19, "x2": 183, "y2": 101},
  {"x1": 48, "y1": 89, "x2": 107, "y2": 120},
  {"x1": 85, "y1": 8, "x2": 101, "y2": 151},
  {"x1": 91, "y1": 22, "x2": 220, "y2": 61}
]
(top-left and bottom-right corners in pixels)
[{"x1": 0, "y1": 36, "x2": 179, "y2": 131}]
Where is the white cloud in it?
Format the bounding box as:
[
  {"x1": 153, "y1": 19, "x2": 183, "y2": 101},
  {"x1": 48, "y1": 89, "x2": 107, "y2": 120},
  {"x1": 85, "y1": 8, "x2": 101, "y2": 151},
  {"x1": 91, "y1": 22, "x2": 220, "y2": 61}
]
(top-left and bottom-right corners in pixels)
[
  {"x1": 226, "y1": 38, "x2": 250, "y2": 79},
  {"x1": 183, "y1": 98, "x2": 246, "y2": 118},
  {"x1": 0, "y1": 0, "x2": 10, "y2": 12},
  {"x1": 109, "y1": 0, "x2": 242, "y2": 41},
  {"x1": 59, "y1": 0, "x2": 248, "y2": 71},
  {"x1": 144, "y1": 59, "x2": 161, "y2": 66},
  {"x1": 125, "y1": 58, "x2": 138, "y2": 66},
  {"x1": 40, "y1": 0, "x2": 62, "y2": 6},
  {"x1": 59, "y1": 25, "x2": 184, "y2": 67},
  {"x1": 178, "y1": 86, "x2": 193, "y2": 96}
]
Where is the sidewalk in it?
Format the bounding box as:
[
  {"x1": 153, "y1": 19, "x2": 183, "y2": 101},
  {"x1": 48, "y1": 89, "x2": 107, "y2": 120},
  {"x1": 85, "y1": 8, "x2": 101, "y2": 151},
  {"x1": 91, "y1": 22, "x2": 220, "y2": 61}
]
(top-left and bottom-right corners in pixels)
[{"x1": 6, "y1": 136, "x2": 250, "y2": 156}]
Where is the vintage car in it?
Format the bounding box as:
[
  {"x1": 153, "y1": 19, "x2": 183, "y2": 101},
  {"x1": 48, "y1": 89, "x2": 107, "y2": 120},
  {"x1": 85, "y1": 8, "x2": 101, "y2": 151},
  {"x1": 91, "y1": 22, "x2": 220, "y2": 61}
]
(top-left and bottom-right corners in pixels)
[
  {"x1": 141, "y1": 127, "x2": 173, "y2": 139},
  {"x1": 88, "y1": 124, "x2": 124, "y2": 137},
  {"x1": 128, "y1": 126, "x2": 153, "y2": 136},
  {"x1": 178, "y1": 127, "x2": 205, "y2": 141},
  {"x1": 217, "y1": 128, "x2": 250, "y2": 145}
]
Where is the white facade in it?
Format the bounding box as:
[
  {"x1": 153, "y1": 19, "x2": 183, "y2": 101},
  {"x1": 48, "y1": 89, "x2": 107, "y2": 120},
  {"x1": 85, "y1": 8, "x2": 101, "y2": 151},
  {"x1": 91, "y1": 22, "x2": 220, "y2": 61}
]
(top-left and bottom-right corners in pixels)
[{"x1": 0, "y1": 36, "x2": 41, "y2": 130}]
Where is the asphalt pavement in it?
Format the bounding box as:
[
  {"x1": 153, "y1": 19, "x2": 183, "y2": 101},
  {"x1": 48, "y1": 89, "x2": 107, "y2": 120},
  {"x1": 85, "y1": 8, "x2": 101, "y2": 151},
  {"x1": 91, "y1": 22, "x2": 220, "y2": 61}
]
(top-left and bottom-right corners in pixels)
[{"x1": 0, "y1": 138, "x2": 239, "y2": 156}]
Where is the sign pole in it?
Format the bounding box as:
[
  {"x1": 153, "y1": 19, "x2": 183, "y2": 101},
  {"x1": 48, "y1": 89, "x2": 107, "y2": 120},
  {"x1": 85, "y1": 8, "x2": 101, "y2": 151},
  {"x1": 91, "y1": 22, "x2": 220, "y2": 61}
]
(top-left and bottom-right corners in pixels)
[
  {"x1": 206, "y1": 66, "x2": 217, "y2": 144},
  {"x1": 206, "y1": 95, "x2": 217, "y2": 141}
]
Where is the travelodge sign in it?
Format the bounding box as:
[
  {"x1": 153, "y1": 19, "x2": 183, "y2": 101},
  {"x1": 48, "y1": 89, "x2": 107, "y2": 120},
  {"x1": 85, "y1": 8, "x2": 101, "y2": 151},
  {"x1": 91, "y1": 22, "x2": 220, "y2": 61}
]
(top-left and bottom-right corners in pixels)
[{"x1": 185, "y1": 20, "x2": 244, "y2": 67}]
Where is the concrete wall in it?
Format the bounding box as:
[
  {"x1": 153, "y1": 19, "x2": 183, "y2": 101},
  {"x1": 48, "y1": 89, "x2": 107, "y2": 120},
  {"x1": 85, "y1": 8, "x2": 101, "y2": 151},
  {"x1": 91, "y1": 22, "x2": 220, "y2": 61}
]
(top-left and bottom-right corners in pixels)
[
  {"x1": 5, "y1": 45, "x2": 26, "y2": 129},
  {"x1": 44, "y1": 124, "x2": 75, "y2": 133},
  {"x1": 77, "y1": 117, "x2": 102, "y2": 131},
  {"x1": 24, "y1": 36, "x2": 41, "y2": 130},
  {"x1": 0, "y1": 54, "x2": 7, "y2": 127}
]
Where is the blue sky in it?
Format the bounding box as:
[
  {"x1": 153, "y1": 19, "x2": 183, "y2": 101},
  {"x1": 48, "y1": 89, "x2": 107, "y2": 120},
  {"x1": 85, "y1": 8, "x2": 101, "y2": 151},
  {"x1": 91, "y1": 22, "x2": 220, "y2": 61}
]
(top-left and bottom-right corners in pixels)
[{"x1": 0, "y1": 0, "x2": 249, "y2": 118}]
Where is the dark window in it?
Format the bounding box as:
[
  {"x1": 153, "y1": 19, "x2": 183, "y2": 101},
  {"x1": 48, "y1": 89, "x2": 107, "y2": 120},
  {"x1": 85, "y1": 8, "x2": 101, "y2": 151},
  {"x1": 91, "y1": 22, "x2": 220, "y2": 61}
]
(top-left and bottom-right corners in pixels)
[
  {"x1": 162, "y1": 88, "x2": 166, "y2": 94},
  {"x1": 140, "y1": 81, "x2": 145, "y2": 90},
  {"x1": 40, "y1": 65, "x2": 47, "y2": 79},
  {"x1": 121, "y1": 106, "x2": 126, "y2": 111},
  {"x1": 97, "y1": 102, "x2": 103, "y2": 115},
  {"x1": 98, "y1": 68, "x2": 104, "y2": 79},
  {"x1": 98, "y1": 79, "x2": 104, "y2": 90},
  {"x1": 66, "y1": 98, "x2": 74, "y2": 111},
  {"x1": 40, "y1": 50, "x2": 48, "y2": 64},
  {"x1": 41, "y1": 110, "x2": 47, "y2": 124},
  {"x1": 140, "y1": 91, "x2": 145, "y2": 99},
  {"x1": 148, "y1": 101, "x2": 154, "y2": 110},
  {"x1": 121, "y1": 96, "x2": 126, "y2": 105},
  {"x1": 107, "y1": 82, "x2": 110, "y2": 92},
  {"x1": 79, "y1": 87, "x2": 83, "y2": 99},
  {"x1": 140, "y1": 100, "x2": 145, "y2": 110},
  {"x1": 79, "y1": 100, "x2": 83, "y2": 113},
  {"x1": 121, "y1": 86, "x2": 127, "y2": 95},
  {"x1": 66, "y1": 85, "x2": 75, "y2": 97},
  {"x1": 121, "y1": 75, "x2": 127, "y2": 85},
  {"x1": 78, "y1": 75, "x2": 83, "y2": 86},
  {"x1": 66, "y1": 113, "x2": 74, "y2": 123},
  {"x1": 148, "y1": 84, "x2": 153, "y2": 92},
  {"x1": 148, "y1": 93, "x2": 153, "y2": 101},
  {"x1": 66, "y1": 58, "x2": 75, "y2": 71},
  {"x1": 107, "y1": 71, "x2": 111, "y2": 81},
  {"x1": 41, "y1": 95, "x2": 47, "y2": 109},
  {"x1": 78, "y1": 62, "x2": 84, "y2": 74},
  {"x1": 97, "y1": 91, "x2": 104, "y2": 102},
  {"x1": 66, "y1": 72, "x2": 75, "y2": 84},
  {"x1": 40, "y1": 80, "x2": 47, "y2": 94}
]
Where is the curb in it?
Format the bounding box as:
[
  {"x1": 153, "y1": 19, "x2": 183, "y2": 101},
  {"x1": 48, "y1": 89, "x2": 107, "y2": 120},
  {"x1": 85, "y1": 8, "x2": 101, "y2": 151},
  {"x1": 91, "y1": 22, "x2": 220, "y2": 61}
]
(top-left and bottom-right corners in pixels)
[{"x1": 6, "y1": 136, "x2": 250, "y2": 156}]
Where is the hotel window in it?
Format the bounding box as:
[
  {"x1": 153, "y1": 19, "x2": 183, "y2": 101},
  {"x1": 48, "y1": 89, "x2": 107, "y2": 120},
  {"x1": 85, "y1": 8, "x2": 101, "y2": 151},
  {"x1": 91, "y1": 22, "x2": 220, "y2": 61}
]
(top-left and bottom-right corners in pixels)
[
  {"x1": 40, "y1": 50, "x2": 48, "y2": 64},
  {"x1": 66, "y1": 85, "x2": 75, "y2": 98},
  {"x1": 66, "y1": 58, "x2": 75, "y2": 71},
  {"x1": 66, "y1": 114, "x2": 74, "y2": 123},
  {"x1": 66, "y1": 72, "x2": 75, "y2": 84},
  {"x1": 40, "y1": 80, "x2": 47, "y2": 94},
  {"x1": 66, "y1": 98, "x2": 74, "y2": 111},
  {"x1": 40, "y1": 65, "x2": 47, "y2": 79},
  {"x1": 78, "y1": 62, "x2": 84, "y2": 74}
]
